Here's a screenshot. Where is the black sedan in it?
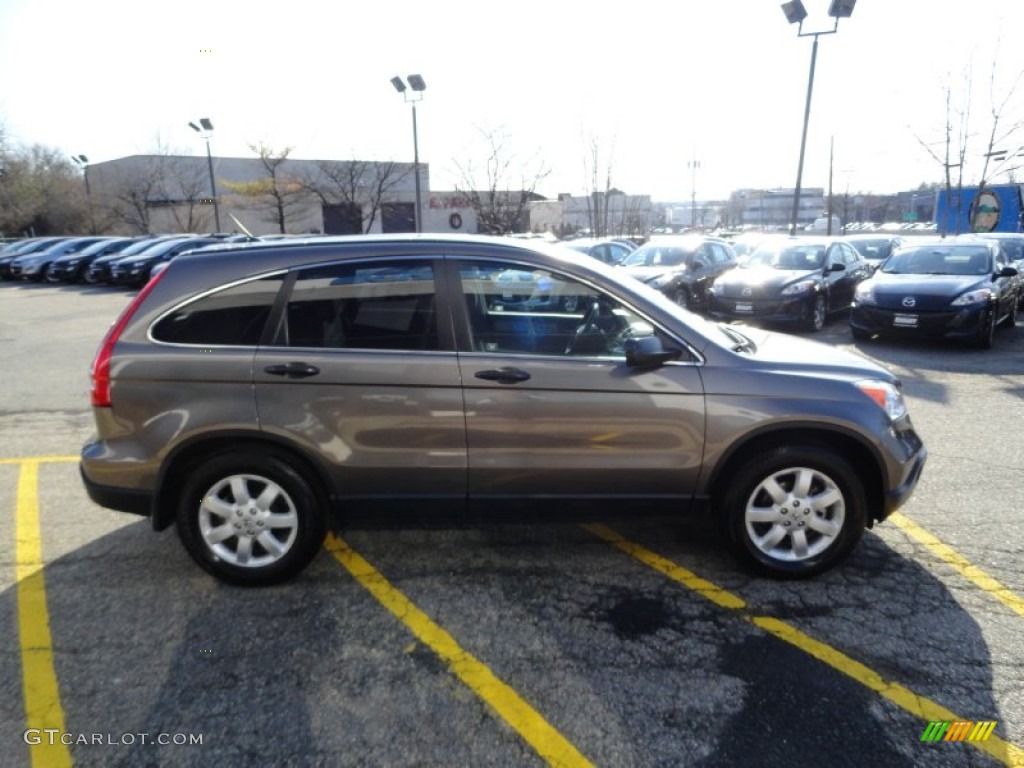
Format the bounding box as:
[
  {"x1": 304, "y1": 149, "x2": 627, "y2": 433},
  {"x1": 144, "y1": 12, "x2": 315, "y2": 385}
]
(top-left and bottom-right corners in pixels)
[
  {"x1": 707, "y1": 237, "x2": 872, "y2": 331},
  {"x1": 616, "y1": 235, "x2": 736, "y2": 312},
  {"x1": 850, "y1": 239, "x2": 1019, "y2": 348}
]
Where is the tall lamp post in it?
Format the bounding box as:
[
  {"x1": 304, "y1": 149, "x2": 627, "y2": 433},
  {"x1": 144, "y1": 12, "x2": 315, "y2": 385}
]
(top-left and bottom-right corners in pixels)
[
  {"x1": 688, "y1": 152, "x2": 700, "y2": 232},
  {"x1": 188, "y1": 118, "x2": 222, "y2": 232},
  {"x1": 390, "y1": 74, "x2": 426, "y2": 233},
  {"x1": 71, "y1": 154, "x2": 95, "y2": 234},
  {"x1": 781, "y1": 0, "x2": 857, "y2": 235}
]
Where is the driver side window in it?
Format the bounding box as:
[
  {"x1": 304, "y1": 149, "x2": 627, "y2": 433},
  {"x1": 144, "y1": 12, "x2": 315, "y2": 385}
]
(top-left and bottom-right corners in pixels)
[{"x1": 458, "y1": 261, "x2": 653, "y2": 357}]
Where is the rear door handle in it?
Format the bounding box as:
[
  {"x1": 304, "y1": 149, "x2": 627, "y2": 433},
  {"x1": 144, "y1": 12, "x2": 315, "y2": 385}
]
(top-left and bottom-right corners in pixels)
[
  {"x1": 263, "y1": 362, "x2": 321, "y2": 379},
  {"x1": 474, "y1": 367, "x2": 531, "y2": 384}
]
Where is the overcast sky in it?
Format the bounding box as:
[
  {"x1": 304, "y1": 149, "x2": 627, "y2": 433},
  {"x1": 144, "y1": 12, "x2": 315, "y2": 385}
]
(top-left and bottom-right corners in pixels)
[{"x1": 2, "y1": 0, "x2": 1023, "y2": 201}]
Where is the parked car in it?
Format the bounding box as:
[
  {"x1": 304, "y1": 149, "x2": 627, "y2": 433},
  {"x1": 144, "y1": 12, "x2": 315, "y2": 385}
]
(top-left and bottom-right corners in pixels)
[
  {"x1": 841, "y1": 234, "x2": 905, "y2": 272},
  {"x1": 707, "y1": 237, "x2": 872, "y2": 331},
  {"x1": 110, "y1": 236, "x2": 233, "y2": 287},
  {"x1": 961, "y1": 233, "x2": 1024, "y2": 308},
  {"x1": 560, "y1": 237, "x2": 637, "y2": 266},
  {"x1": 8, "y1": 236, "x2": 110, "y2": 281},
  {"x1": 84, "y1": 235, "x2": 193, "y2": 284},
  {"x1": 0, "y1": 237, "x2": 69, "y2": 279},
  {"x1": 850, "y1": 238, "x2": 1019, "y2": 348},
  {"x1": 48, "y1": 237, "x2": 144, "y2": 283},
  {"x1": 616, "y1": 235, "x2": 736, "y2": 311},
  {"x1": 80, "y1": 234, "x2": 926, "y2": 585}
]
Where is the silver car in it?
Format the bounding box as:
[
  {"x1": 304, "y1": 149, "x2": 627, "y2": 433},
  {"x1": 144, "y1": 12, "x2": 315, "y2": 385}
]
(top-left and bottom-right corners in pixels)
[{"x1": 81, "y1": 234, "x2": 926, "y2": 585}]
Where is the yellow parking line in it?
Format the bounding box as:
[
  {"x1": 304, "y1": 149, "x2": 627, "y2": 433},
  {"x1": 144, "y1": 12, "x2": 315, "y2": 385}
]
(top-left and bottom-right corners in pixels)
[
  {"x1": 15, "y1": 461, "x2": 72, "y2": 767},
  {"x1": 0, "y1": 456, "x2": 78, "y2": 465},
  {"x1": 325, "y1": 534, "x2": 593, "y2": 768},
  {"x1": 889, "y1": 512, "x2": 1024, "y2": 618},
  {"x1": 583, "y1": 523, "x2": 1024, "y2": 768}
]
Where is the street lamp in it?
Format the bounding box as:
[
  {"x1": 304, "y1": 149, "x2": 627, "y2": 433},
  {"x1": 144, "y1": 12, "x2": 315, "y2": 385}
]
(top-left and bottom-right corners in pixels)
[
  {"x1": 688, "y1": 153, "x2": 700, "y2": 232},
  {"x1": 390, "y1": 74, "x2": 426, "y2": 233},
  {"x1": 781, "y1": 0, "x2": 857, "y2": 235},
  {"x1": 71, "y1": 154, "x2": 95, "y2": 234},
  {"x1": 188, "y1": 117, "x2": 221, "y2": 232}
]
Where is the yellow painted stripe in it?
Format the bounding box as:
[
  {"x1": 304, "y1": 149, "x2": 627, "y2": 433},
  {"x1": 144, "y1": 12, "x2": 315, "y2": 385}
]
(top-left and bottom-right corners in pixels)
[
  {"x1": 586, "y1": 525, "x2": 1024, "y2": 767},
  {"x1": 325, "y1": 534, "x2": 593, "y2": 768},
  {"x1": 583, "y1": 524, "x2": 746, "y2": 610},
  {"x1": 0, "y1": 456, "x2": 79, "y2": 465},
  {"x1": 890, "y1": 512, "x2": 1024, "y2": 618},
  {"x1": 16, "y1": 461, "x2": 73, "y2": 767}
]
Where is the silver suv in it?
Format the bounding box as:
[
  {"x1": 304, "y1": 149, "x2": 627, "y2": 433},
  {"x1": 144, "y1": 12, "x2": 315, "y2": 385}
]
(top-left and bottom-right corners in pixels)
[{"x1": 80, "y1": 235, "x2": 927, "y2": 585}]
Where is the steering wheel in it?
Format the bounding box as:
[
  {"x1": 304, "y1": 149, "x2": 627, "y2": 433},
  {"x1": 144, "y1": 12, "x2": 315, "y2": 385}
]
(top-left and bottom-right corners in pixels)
[{"x1": 564, "y1": 301, "x2": 602, "y2": 355}]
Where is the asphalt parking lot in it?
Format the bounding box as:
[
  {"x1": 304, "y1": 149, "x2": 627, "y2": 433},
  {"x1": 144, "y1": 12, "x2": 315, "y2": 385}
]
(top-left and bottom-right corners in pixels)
[{"x1": 1, "y1": 280, "x2": 1022, "y2": 767}]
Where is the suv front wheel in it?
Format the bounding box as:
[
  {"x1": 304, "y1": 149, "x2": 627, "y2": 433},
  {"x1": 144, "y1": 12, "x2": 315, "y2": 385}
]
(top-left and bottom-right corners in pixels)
[
  {"x1": 176, "y1": 451, "x2": 327, "y2": 586},
  {"x1": 721, "y1": 446, "x2": 866, "y2": 578}
]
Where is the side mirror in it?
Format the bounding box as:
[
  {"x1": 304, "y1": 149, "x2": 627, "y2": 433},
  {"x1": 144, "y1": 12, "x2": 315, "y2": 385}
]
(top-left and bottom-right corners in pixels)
[
  {"x1": 998, "y1": 265, "x2": 1018, "y2": 278},
  {"x1": 625, "y1": 336, "x2": 680, "y2": 368},
  {"x1": 827, "y1": 262, "x2": 846, "y2": 273}
]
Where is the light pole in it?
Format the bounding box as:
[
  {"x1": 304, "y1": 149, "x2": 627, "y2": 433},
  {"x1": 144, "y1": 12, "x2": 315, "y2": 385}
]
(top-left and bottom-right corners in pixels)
[
  {"x1": 72, "y1": 154, "x2": 95, "y2": 234},
  {"x1": 688, "y1": 152, "x2": 700, "y2": 232},
  {"x1": 390, "y1": 74, "x2": 426, "y2": 233},
  {"x1": 781, "y1": 0, "x2": 857, "y2": 235},
  {"x1": 188, "y1": 118, "x2": 221, "y2": 232}
]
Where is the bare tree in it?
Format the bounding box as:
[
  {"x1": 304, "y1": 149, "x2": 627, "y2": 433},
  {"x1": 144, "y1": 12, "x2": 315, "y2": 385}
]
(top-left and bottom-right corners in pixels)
[
  {"x1": 223, "y1": 144, "x2": 308, "y2": 234},
  {"x1": 163, "y1": 160, "x2": 213, "y2": 233},
  {"x1": 301, "y1": 159, "x2": 411, "y2": 233},
  {"x1": 453, "y1": 127, "x2": 550, "y2": 235},
  {"x1": 0, "y1": 139, "x2": 89, "y2": 235}
]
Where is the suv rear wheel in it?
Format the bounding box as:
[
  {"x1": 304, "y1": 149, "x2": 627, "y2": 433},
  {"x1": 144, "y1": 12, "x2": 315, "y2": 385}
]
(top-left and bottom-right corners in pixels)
[
  {"x1": 721, "y1": 446, "x2": 866, "y2": 578},
  {"x1": 176, "y1": 451, "x2": 326, "y2": 586}
]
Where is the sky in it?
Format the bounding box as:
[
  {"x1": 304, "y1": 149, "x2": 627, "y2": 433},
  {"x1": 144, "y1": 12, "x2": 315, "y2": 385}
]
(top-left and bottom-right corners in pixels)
[{"x1": 2, "y1": 0, "x2": 1024, "y2": 202}]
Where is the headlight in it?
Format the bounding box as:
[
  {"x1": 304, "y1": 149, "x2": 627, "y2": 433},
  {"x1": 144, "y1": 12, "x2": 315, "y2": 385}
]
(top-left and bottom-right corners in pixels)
[
  {"x1": 781, "y1": 279, "x2": 816, "y2": 296},
  {"x1": 951, "y1": 288, "x2": 994, "y2": 306},
  {"x1": 854, "y1": 283, "x2": 875, "y2": 304},
  {"x1": 855, "y1": 380, "x2": 907, "y2": 421}
]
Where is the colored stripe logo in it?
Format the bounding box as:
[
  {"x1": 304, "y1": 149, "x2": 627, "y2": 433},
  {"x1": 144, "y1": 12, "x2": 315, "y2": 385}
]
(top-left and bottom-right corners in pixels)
[{"x1": 921, "y1": 721, "x2": 997, "y2": 742}]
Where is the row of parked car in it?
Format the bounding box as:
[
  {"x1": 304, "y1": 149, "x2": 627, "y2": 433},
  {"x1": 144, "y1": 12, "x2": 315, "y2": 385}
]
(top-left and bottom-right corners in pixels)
[
  {"x1": 3, "y1": 229, "x2": 1021, "y2": 349},
  {"x1": 0, "y1": 233, "x2": 256, "y2": 287},
  {"x1": 562, "y1": 231, "x2": 1023, "y2": 349}
]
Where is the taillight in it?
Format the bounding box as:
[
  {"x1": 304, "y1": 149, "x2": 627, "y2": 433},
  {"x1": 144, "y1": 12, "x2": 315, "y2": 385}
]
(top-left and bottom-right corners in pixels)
[{"x1": 90, "y1": 271, "x2": 167, "y2": 407}]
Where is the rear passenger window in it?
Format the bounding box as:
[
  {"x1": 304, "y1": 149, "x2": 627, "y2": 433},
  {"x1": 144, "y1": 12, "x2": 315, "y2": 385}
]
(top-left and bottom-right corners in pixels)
[
  {"x1": 285, "y1": 260, "x2": 438, "y2": 351},
  {"x1": 152, "y1": 275, "x2": 284, "y2": 345}
]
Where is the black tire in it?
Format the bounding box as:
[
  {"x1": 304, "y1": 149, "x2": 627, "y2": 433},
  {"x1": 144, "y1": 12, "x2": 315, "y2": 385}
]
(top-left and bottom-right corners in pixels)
[
  {"x1": 176, "y1": 450, "x2": 326, "y2": 586},
  {"x1": 671, "y1": 287, "x2": 690, "y2": 310},
  {"x1": 720, "y1": 446, "x2": 867, "y2": 579},
  {"x1": 976, "y1": 307, "x2": 997, "y2": 349},
  {"x1": 998, "y1": 296, "x2": 1017, "y2": 329},
  {"x1": 803, "y1": 295, "x2": 826, "y2": 332}
]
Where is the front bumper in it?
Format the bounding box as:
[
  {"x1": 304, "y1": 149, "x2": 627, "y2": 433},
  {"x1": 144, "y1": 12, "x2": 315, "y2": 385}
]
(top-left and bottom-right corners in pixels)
[
  {"x1": 707, "y1": 293, "x2": 811, "y2": 324},
  {"x1": 850, "y1": 302, "x2": 990, "y2": 341}
]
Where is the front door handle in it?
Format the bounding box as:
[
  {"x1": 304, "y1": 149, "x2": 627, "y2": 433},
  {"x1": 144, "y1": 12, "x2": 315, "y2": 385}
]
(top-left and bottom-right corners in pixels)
[
  {"x1": 263, "y1": 362, "x2": 321, "y2": 379},
  {"x1": 474, "y1": 367, "x2": 531, "y2": 384}
]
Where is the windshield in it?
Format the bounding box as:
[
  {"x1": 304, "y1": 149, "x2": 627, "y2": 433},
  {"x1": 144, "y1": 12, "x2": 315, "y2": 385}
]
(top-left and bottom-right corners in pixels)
[
  {"x1": 745, "y1": 243, "x2": 826, "y2": 270},
  {"x1": 621, "y1": 245, "x2": 689, "y2": 268},
  {"x1": 848, "y1": 239, "x2": 893, "y2": 261},
  {"x1": 883, "y1": 246, "x2": 991, "y2": 276}
]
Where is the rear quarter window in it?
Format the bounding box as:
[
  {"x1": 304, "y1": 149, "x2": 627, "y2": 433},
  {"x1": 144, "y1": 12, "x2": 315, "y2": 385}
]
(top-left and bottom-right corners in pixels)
[{"x1": 151, "y1": 274, "x2": 284, "y2": 346}]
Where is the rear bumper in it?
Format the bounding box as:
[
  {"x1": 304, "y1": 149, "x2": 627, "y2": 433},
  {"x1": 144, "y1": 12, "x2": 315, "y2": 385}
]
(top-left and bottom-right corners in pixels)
[{"x1": 79, "y1": 463, "x2": 152, "y2": 517}]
